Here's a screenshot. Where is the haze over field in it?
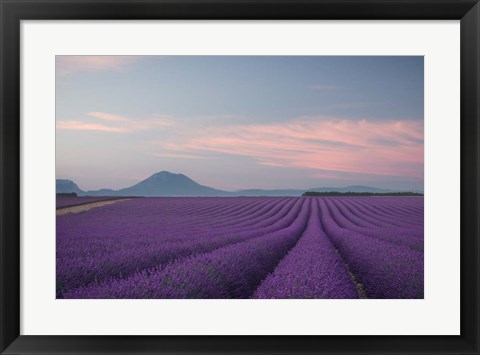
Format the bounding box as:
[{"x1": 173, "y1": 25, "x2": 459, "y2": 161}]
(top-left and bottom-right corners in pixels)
[{"x1": 56, "y1": 56, "x2": 424, "y2": 192}]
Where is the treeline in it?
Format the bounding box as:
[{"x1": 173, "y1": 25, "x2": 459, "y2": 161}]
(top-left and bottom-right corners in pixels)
[
  {"x1": 57, "y1": 192, "x2": 78, "y2": 197},
  {"x1": 302, "y1": 191, "x2": 423, "y2": 197}
]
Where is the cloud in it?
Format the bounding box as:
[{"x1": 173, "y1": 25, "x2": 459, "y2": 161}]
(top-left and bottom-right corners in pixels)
[
  {"x1": 56, "y1": 112, "x2": 174, "y2": 133},
  {"x1": 87, "y1": 112, "x2": 130, "y2": 122},
  {"x1": 310, "y1": 84, "x2": 337, "y2": 90},
  {"x1": 56, "y1": 56, "x2": 139, "y2": 75},
  {"x1": 155, "y1": 117, "x2": 424, "y2": 179},
  {"x1": 56, "y1": 121, "x2": 127, "y2": 133},
  {"x1": 152, "y1": 153, "x2": 213, "y2": 160},
  {"x1": 57, "y1": 111, "x2": 424, "y2": 180}
]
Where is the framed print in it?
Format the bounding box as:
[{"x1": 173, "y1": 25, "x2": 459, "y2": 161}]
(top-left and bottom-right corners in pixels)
[{"x1": 0, "y1": 0, "x2": 479, "y2": 354}]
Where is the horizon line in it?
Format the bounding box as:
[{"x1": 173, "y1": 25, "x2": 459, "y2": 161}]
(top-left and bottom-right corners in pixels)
[{"x1": 56, "y1": 171, "x2": 424, "y2": 193}]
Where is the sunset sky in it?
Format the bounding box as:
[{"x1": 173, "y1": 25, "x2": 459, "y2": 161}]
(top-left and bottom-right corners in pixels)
[{"x1": 56, "y1": 56, "x2": 424, "y2": 191}]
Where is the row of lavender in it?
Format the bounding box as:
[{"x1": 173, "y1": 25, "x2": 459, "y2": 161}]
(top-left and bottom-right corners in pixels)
[{"x1": 56, "y1": 196, "x2": 424, "y2": 299}]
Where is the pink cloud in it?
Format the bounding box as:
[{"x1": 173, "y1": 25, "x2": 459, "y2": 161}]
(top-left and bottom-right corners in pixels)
[
  {"x1": 56, "y1": 121, "x2": 127, "y2": 133},
  {"x1": 57, "y1": 112, "x2": 175, "y2": 133},
  {"x1": 152, "y1": 153, "x2": 212, "y2": 160},
  {"x1": 56, "y1": 56, "x2": 139, "y2": 75},
  {"x1": 157, "y1": 118, "x2": 424, "y2": 179},
  {"x1": 87, "y1": 112, "x2": 130, "y2": 122}
]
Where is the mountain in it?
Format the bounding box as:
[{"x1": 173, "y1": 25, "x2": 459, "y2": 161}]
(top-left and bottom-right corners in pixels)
[
  {"x1": 56, "y1": 172, "x2": 421, "y2": 197},
  {"x1": 56, "y1": 179, "x2": 84, "y2": 195},
  {"x1": 85, "y1": 188, "x2": 118, "y2": 196},
  {"x1": 118, "y1": 171, "x2": 227, "y2": 196},
  {"x1": 86, "y1": 171, "x2": 228, "y2": 197}
]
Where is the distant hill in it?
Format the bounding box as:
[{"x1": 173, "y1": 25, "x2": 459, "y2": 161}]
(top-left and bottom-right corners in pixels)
[
  {"x1": 86, "y1": 188, "x2": 118, "y2": 197},
  {"x1": 56, "y1": 179, "x2": 84, "y2": 195},
  {"x1": 303, "y1": 191, "x2": 423, "y2": 197},
  {"x1": 56, "y1": 172, "x2": 422, "y2": 197},
  {"x1": 85, "y1": 171, "x2": 227, "y2": 197},
  {"x1": 308, "y1": 185, "x2": 394, "y2": 193},
  {"x1": 116, "y1": 171, "x2": 227, "y2": 196},
  {"x1": 307, "y1": 185, "x2": 423, "y2": 195},
  {"x1": 232, "y1": 185, "x2": 403, "y2": 197}
]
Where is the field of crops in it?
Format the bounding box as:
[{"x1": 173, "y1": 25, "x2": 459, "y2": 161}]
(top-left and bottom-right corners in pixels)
[{"x1": 56, "y1": 196, "x2": 423, "y2": 299}]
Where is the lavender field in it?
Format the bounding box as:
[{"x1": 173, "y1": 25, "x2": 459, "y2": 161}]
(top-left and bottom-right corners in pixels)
[{"x1": 56, "y1": 196, "x2": 423, "y2": 299}]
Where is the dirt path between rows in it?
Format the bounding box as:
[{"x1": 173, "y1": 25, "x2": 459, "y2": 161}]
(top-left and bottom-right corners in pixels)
[{"x1": 56, "y1": 198, "x2": 131, "y2": 216}]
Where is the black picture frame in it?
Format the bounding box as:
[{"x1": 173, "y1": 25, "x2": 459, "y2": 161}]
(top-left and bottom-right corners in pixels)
[{"x1": 1, "y1": 1, "x2": 479, "y2": 354}]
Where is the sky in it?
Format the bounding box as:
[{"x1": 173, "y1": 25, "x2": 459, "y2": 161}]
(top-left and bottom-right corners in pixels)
[{"x1": 56, "y1": 56, "x2": 424, "y2": 192}]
